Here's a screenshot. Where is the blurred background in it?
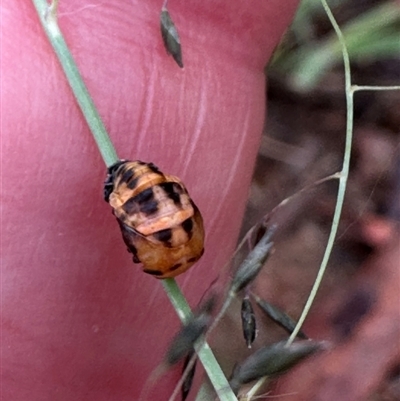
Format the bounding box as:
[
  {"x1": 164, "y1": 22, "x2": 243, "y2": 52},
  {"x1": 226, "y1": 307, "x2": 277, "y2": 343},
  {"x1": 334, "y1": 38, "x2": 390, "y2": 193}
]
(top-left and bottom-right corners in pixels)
[{"x1": 207, "y1": 1, "x2": 400, "y2": 400}]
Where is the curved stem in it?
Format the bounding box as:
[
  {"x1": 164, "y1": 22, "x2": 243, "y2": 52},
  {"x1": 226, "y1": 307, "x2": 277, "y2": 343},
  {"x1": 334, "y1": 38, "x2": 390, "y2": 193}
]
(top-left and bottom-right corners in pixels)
[{"x1": 287, "y1": 0, "x2": 354, "y2": 345}]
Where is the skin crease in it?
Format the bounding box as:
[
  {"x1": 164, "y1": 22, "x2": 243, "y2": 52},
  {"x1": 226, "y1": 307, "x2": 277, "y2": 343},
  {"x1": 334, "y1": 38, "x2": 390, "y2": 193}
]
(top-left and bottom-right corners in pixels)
[{"x1": 2, "y1": 1, "x2": 299, "y2": 400}]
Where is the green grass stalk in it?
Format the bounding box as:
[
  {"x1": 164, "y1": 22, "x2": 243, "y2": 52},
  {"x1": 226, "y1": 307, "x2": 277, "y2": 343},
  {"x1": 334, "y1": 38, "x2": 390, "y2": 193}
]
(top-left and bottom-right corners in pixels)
[{"x1": 31, "y1": 1, "x2": 237, "y2": 399}]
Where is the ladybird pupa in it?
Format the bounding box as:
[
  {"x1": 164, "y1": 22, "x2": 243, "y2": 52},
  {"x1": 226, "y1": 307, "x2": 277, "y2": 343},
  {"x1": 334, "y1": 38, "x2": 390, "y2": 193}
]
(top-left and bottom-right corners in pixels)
[{"x1": 104, "y1": 160, "x2": 205, "y2": 278}]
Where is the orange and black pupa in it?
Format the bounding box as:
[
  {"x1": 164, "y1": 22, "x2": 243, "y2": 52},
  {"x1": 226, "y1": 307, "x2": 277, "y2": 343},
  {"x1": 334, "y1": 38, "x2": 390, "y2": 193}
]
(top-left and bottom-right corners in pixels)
[{"x1": 104, "y1": 160, "x2": 205, "y2": 278}]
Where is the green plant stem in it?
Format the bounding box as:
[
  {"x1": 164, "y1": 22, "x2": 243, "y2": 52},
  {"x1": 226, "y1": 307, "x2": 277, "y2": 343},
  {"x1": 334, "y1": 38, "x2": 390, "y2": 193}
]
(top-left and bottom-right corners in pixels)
[
  {"x1": 32, "y1": 2, "x2": 236, "y2": 399},
  {"x1": 162, "y1": 279, "x2": 237, "y2": 401},
  {"x1": 31, "y1": 0, "x2": 118, "y2": 167},
  {"x1": 246, "y1": 1, "x2": 355, "y2": 397},
  {"x1": 353, "y1": 85, "x2": 400, "y2": 92},
  {"x1": 287, "y1": 0, "x2": 354, "y2": 344}
]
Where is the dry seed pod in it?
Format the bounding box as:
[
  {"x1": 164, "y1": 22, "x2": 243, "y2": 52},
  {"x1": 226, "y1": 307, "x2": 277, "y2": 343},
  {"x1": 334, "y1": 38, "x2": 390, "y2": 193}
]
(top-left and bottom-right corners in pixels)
[
  {"x1": 139, "y1": 301, "x2": 211, "y2": 401},
  {"x1": 229, "y1": 340, "x2": 326, "y2": 394},
  {"x1": 230, "y1": 225, "x2": 276, "y2": 294},
  {"x1": 181, "y1": 350, "x2": 197, "y2": 401},
  {"x1": 165, "y1": 297, "x2": 215, "y2": 366},
  {"x1": 160, "y1": 6, "x2": 183, "y2": 68},
  {"x1": 251, "y1": 223, "x2": 268, "y2": 248},
  {"x1": 254, "y1": 296, "x2": 308, "y2": 339},
  {"x1": 165, "y1": 313, "x2": 209, "y2": 366},
  {"x1": 104, "y1": 160, "x2": 204, "y2": 278},
  {"x1": 241, "y1": 296, "x2": 257, "y2": 348}
]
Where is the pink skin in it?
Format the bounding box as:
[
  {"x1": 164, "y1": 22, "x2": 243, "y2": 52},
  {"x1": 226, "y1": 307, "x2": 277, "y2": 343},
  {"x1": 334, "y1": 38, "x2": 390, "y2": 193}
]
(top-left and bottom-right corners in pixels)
[{"x1": 2, "y1": 1, "x2": 299, "y2": 400}]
